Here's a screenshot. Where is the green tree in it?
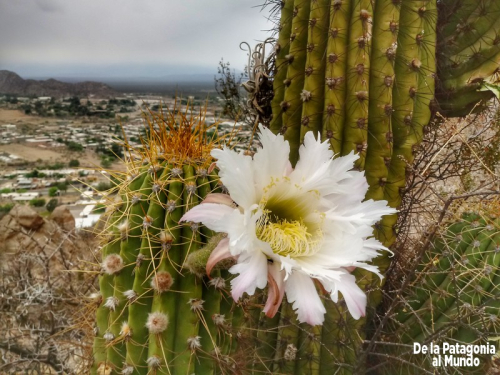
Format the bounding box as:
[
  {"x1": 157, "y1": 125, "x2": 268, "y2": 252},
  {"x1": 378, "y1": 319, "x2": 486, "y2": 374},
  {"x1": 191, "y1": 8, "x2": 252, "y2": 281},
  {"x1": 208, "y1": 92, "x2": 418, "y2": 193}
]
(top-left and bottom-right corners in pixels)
[
  {"x1": 56, "y1": 182, "x2": 68, "y2": 194},
  {"x1": 29, "y1": 198, "x2": 46, "y2": 207},
  {"x1": 96, "y1": 182, "x2": 111, "y2": 191},
  {"x1": 111, "y1": 143, "x2": 123, "y2": 158},
  {"x1": 25, "y1": 170, "x2": 39, "y2": 178},
  {"x1": 46, "y1": 198, "x2": 58, "y2": 213},
  {"x1": 100, "y1": 157, "x2": 112, "y2": 169},
  {"x1": 48, "y1": 187, "x2": 59, "y2": 197},
  {"x1": 67, "y1": 142, "x2": 83, "y2": 152},
  {"x1": 69, "y1": 159, "x2": 80, "y2": 167}
]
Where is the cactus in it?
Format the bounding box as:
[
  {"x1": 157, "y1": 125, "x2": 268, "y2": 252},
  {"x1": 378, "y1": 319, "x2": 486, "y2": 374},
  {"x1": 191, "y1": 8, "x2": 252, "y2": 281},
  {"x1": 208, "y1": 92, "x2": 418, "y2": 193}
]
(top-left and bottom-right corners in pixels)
[
  {"x1": 374, "y1": 202, "x2": 500, "y2": 373},
  {"x1": 270, "y1": 0, "x2": 439, "y2": 258},
  {"x1": 269, "y1": 0, "x2": 499, "y2": 247},
  {"x1": 264, "y1": 0, "x2": 499, "y2": 373},
  {"x1": 90, "y1": 107, "x2": 262, "y2": 375},
  {"x1": 436, "y1": 0, "x2": 500, "y2": 117}
]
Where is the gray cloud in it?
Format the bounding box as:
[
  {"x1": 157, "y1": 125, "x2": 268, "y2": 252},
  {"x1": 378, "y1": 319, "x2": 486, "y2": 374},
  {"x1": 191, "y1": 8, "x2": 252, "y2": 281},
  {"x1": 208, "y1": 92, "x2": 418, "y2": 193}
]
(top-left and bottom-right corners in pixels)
[
  {"x1": 0, "y1": 0, "x2": 274, "y2": 79},
  {"x1": 35, "y1": 0, "x2": 63, "y2": 13}
]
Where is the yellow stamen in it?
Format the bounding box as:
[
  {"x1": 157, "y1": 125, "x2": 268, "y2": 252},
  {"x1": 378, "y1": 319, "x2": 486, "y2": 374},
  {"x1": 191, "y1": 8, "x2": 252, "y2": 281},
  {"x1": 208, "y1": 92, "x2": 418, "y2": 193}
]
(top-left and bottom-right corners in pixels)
[{"x1": 256, "y1": 213, "x2": 321, "y2": 257}]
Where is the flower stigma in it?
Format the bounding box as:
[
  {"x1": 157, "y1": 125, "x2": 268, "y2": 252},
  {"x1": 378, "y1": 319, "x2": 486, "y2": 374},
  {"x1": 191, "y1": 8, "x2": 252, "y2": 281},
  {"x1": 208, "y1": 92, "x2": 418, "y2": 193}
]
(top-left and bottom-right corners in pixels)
[{"x1": 255, "y1": 178, "x2": 322, "y2": 258}]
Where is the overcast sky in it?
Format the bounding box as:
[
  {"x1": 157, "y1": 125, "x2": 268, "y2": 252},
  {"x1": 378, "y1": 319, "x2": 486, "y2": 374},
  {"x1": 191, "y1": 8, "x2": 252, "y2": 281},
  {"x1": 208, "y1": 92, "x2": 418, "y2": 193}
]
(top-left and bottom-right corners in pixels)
[{"x1": 0, "y1": 0, "x2": 274, "y2": 80}]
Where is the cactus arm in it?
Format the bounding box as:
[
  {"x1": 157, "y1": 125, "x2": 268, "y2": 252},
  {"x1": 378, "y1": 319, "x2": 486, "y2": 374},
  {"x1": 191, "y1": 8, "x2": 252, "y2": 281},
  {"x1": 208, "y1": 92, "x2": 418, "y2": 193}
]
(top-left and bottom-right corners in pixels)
[
  {"x1": 364, "y1": 0, "x2": 400, "y2": 201},
  {"x1": 395, "y1": 220, "x2": 472, "y2": 324},
  {"x1": 436, "y1": 0, "x2": 500, "y2": 115},
  {"x1": 321, "y1": 0, "x2": 352, "y2": 155},
  {"x1": 439, "y1": 0, "x2": 484, "y2": 40},
  {"x1": 91, "y1": 205, "x2": 124, "y2": 374},
  {"x1": 299, "y1": 0, "x2": 331, "y2": 142},
  {"x1": 296, "y1": 324, "x2": 322, "y2": 375},
  {"x1": 396, "y1": 216, "x2": 481, "y2": 323},
  {"x1": 441, "y1": 0, "x2": 500, "y2": 58},
  {"x1": 147, "y1": 174, "x2": 184, "y2": 374},
  {"x1": 195, "y1": 174, "x2": 221, "y2": 375},
  {"x1": 172, "y1": 165, "x2": 203, "y2": 375},
  {"x1": 319, "y1": 299, "x2": 344, "y2": 375},
  {"x1": 400, "y1": 220, "x2": 488, "y2": 342},
  {"x1": 379, "y1": 1, "x2": 432, "y2": 253},
  {"x1": 439, "y1": 44, "x2": 500, "y2": 89},
  {"x1": 340, "y1": 0, "x2": 375, "y2": 170},
  {"x1": 282, "y1": 0, "x2": 312, "y2": 165},
  {"x1": 124, "y1": 165, "x2": 167, "y2": 374},
  {"x1": 436, "y1": 87, "x2": 494, "y2": 117},
  {"x1": 253, "y1": 311, "x2": 281, "y2": 374},
  {"x1": 270, "y1": 0, "x2": 296, "y2": 134},
  {"x1": 412, "y1": 229, "x2": 499, "y2": 343},
  {"x1": 107, "y1": 171, "x2": 151, "y2": 372},
  {"x1": 273, "y1": 301, "x2": 301, "y2": 373}
]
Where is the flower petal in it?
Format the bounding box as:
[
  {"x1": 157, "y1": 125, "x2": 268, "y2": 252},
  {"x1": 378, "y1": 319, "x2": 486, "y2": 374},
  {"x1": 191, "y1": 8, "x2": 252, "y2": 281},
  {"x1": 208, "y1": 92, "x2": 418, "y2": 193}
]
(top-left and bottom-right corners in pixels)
[
  {"x1": 263, "y1": 262, "x2": 285, "y2": 318},
  {"x1": 290, "y1": 131, "x2": 333, "y2": 190},
  {"x1": 211, "y1": 147, "x2": 256, "y2": 209},
  {"x1": 295, "y1": 131, "x2": 333, "y2": 174},
  {"x1": 180, "y1": 203, "x2": 235, "y2": 232},
  {"x1": 253, "y1": 125, "x2": 291, "y2": 191},
  {"x1": 334, "y1": 273, "x2": 367, "y2": 320},
  {"x1": 206, "y1": 238, "x2": 233, "y2": 277},
  {"x1": 285, "y1": 271, "x2": 326, "y2": 326},
  {"x1": 202, "y1": 193, "x2": 234, "y2": 206},
  {"x1": 229, "y1": 250, "x2": 268, "y2": 300}
]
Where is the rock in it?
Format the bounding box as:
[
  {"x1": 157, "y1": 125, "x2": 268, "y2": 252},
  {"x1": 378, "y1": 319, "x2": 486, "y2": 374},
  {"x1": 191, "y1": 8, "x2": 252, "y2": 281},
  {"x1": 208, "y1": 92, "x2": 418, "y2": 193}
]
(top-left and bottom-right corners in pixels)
[
  {"x1": 7, "y1": 204, "x2": 44, "y2": 230},
  {"x1": 50, "y1": 205, "x2": 75, "y2": 232}
]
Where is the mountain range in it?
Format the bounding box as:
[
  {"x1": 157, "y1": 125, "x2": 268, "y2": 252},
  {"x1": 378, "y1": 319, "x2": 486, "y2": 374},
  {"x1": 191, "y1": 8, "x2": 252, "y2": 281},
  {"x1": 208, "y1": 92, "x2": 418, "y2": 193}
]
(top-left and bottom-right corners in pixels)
[{"x1": 0, "y1": 70, "x2": 116, "y2": 98}]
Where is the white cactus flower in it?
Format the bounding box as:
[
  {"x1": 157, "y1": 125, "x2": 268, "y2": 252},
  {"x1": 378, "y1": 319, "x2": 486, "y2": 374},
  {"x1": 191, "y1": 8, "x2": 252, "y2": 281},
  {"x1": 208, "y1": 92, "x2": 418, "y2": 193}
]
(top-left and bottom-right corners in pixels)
[{"x1": 181, "y1": 125, "x2": 395, "y2": 325}]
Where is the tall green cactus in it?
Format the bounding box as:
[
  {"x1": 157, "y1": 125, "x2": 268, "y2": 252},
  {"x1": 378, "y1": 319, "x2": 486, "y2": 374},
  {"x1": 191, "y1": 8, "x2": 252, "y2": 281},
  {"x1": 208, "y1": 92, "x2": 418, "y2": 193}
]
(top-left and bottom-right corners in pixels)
[
  {"x1": 270, "y1": 0, "x2": 439, "y2": 257},
  {"x1": 90, "y1": 108, "x2": 264, "y2": 375},
  {"x1": 376, "y1": 204, "x2": 500, "y2": 373},
  {"x1": 269, "y1": 0, "x2": 499, "y2": 250},
  {"x1": 264, "y1": 0, "x2": 498, "y2": 373}
]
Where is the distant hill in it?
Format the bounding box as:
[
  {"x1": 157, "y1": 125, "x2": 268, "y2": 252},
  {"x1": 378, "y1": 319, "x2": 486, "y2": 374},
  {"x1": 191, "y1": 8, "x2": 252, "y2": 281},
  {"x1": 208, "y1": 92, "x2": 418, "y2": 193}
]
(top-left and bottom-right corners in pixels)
[{"x1": 0, "y1": 70, "x2": 116, "y2": 98}]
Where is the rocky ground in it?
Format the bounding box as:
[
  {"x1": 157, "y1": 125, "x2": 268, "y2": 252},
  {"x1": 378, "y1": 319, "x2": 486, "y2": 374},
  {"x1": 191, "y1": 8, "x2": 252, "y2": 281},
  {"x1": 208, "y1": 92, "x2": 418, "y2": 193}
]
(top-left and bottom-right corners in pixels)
[{"x1": 0, "y1": 204, "x2": 98, "y2": 373}]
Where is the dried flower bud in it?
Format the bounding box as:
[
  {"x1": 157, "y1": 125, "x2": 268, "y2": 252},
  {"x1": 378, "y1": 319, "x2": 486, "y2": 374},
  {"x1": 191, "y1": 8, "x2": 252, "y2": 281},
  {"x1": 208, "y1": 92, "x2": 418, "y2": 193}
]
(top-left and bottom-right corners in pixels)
[
  {"x1": 208, "y1": 277, "x2": 226, "y2": 290},
  {"x1": 284, "y1": 344, "x2": 298, "y2": 361},
  {"x1": 188, "y1": 298, "x2": 205, "y2": 312},
  {"x1": 146, "y1": 312, "x2": 169, "y2": 334},
  {"x1": 151, "y1": 271, "x2": 173, "y2": 293},
  {"x1": 104, "y1": 296, "x2": 119, "y2": 311},
  {"x1": 123, "y1": 289, "x2": 137, "y2": 301},
  {"x1": 120, "y1": 322, "x2": 132, "y2": 338},
  {"x1": 102, "y1": 254, "x2": 124, "y2": 275},
  {"x1": 187, "y1": 336, "x2": 202, "y2": 351},
  {"x1": 97, "y1": 363, "x2": 112, "y2": 375},
  {"x1": 147, "y1": 356, "x2": 162, "y2": 369},
  {"x1": 171, "y1": 167, "x2": 183, "y2": 177},
  {"x1": 121, "y1": 364, "x2": 134, "y2": 375}
]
